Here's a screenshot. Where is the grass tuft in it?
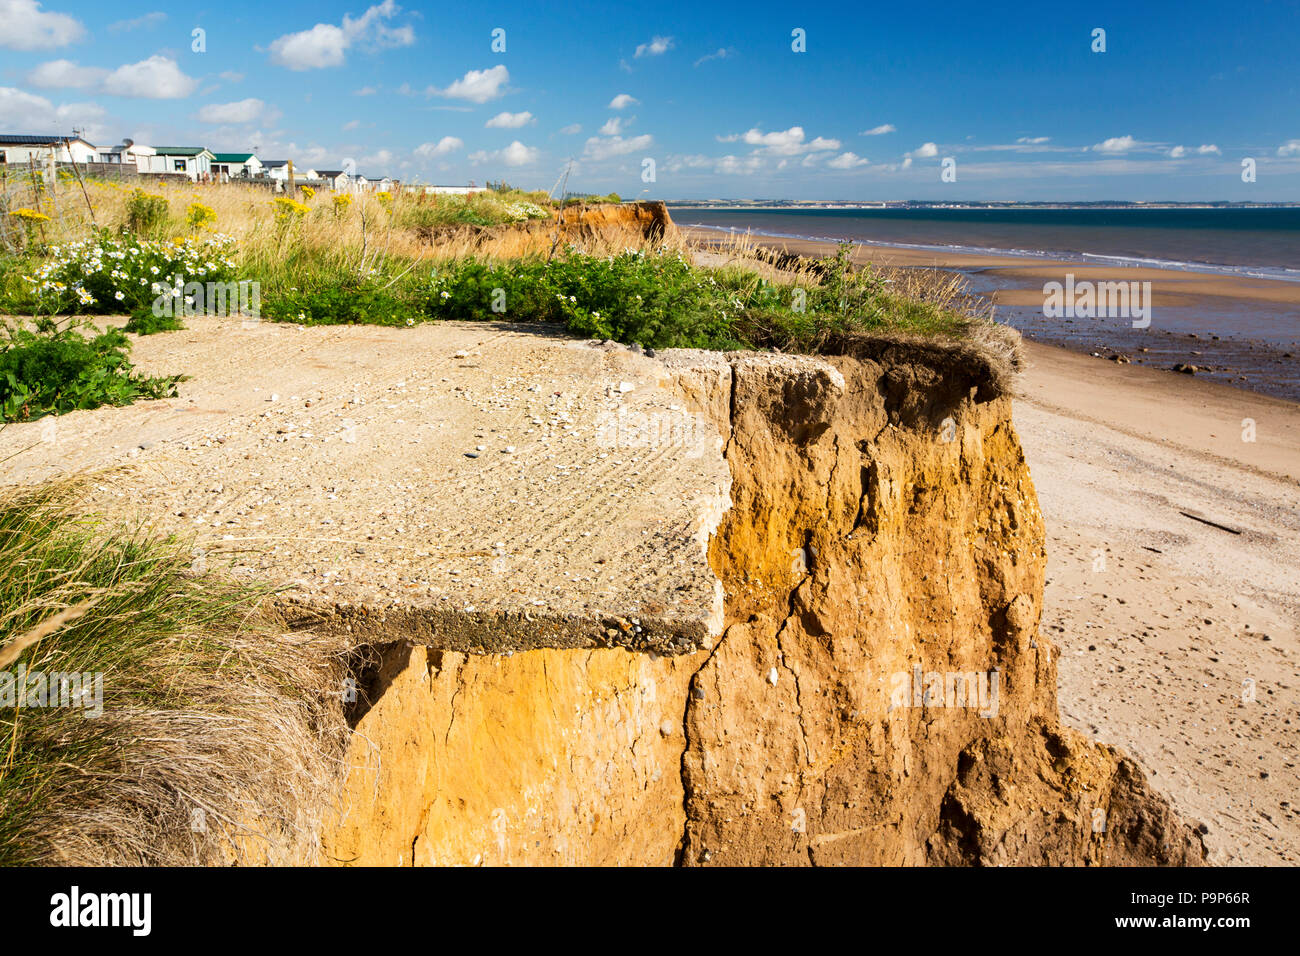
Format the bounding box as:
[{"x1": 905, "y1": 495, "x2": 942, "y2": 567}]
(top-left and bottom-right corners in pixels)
[{"x1": 0, "y1": 483, "x2": 351, "y2": 865}]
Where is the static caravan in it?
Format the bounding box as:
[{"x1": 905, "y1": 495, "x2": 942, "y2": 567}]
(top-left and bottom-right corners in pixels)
[
  {"x1": 212, "y1": 152, "x2": 264, "y2": 180},
  {"x1": 151, "y1": 146, "x2": 215, "y2": 181},
  {"x1": 0, "y1": 134, "x2": 98, "y2": 166}
]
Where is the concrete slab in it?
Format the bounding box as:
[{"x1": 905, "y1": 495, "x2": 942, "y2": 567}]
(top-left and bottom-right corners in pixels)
[{"x1": 0, "y1": 319, "x2": 732, "y2": 653}]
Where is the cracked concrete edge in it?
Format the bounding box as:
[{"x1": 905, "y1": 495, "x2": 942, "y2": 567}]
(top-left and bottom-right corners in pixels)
[
  {"x1": 266, "y1": 344, "x2": 767, "y2": 657},
  {"x1": 288, "y1": 347, "x2": 860, "y2": 656}
]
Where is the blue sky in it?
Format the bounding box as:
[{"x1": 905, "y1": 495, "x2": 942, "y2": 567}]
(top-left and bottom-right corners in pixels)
[{"x1": 2, "y1": 0, "x2": 1299, "y2": 199}]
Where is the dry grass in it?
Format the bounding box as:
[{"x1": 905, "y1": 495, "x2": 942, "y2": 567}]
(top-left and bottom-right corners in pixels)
[
  {"x1": 0, "y1": 173, "x2": 675, "y2": 267},
  {"x1": 0, "y1": 481, "x2": 353, "y2": 865}
]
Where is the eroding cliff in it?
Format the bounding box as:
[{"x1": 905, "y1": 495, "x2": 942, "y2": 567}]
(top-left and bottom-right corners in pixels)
[
  {"x1": 671, "y1": 347, "x2": 1203, "y2": 865},
  {"x1": 321, "y1": 336, "x2": 1206, "y2": 866}
]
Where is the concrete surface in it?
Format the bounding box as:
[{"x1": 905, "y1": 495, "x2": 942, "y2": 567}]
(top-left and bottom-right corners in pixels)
[{"x1": 0, "y1": 318, "x2": 732, "y2": 653}]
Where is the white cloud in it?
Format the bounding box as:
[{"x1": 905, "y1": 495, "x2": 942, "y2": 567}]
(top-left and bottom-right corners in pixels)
[
  {"x1": 343, "y1": 119, "x2": 361, "y2": 131},
  {"x1": 27, "y1": 58, "x2": 105, "y2": 89},
  {"x1": 827, "y1": 151, "x2": 869, "y2": 169},
  {"x1": 634, "y1": 36, "x2": 673, "y2": 57},
  {"x1": 664, "y1": 152, "x2": 762, "y2": 176},
  {"x1": 608, "y1": 93, "x2": 638, "y2": 110},
  {"x1": 909, "y1": 141, "x2": 939, "y2": 158},
  {"x1": 500, "y1": 141, "x2": 539, "y2": 166},
  {"x1": 722, "y1": 126, "x2": 840, "y2": 156},
  {"x1": 485, "y1": 110, "x2": 534, "y2": 128},
  {"x1": 1091, "y1": 135, "x2": 1139, "y2": 154},
  {"x1": 54, "y1": 100, "x2": 104, "y2": 134},
  {"x1": 353, "y1": 85, "x2": 378, "y2": 96},
  {"x1": 901, "y1": 156, "x2": 913, "y2": 169},
  {"x1": 715, "y1": 154, "x2": 761, "y2": 175},
  {"x1": 861, "y1": 124, "x2": 896, "y2": 136},
  {"x1": 269, "y1": 0, "x2": 414, "y2": 70},
  {"x1": 0, "y1": 0, "x2": 84, "y2": 50},
  {"x1": 360, "y1": 148, "x2": 394, "y2": 169},
  {"x1": 599, "y1": 116, "x2": 628, "y2": 135},
  {"x1": 0, "y1": 86, "x2": 105, "y2": 139},
  {"x1": 343, "y1": 0, "x2": 413, "y2": 49},
  {"x1": 219, "y1": 71, "x2": 245, "y2": 83},
  {"x1": 35, "y1": 55, "x2": 199, "y2": 99},
  {"x1": 430, "y1": 65, "x2": 509, "y2": 103},
  {"x1": 559, "y1": 123, "x2": 581, "y2": 135},
  {"x1": 1168, "y1": 144, "x2": 1223, "y2": 159},
  {"x1": 197, "y1": 97, "x2": 279, "y2": 124},
  {"x1": 967, "y1": 138, "x2": 1070, "y2": 154},
  {"x1": 415, "y1": 136, "x2": 463, "y2": 158},
  {"x1": 250, "y1": 139, "x2": 332, "y2": 167},
  {"x1": 694, "y1": 47, "x2": 734, "y2": 66},
  {"x1": 270, "y1": 24, "x2": 348, "y2": 70},
  {"x1": 1277, "y1": 140, "x2": 1300, "y2": 157},
  {"x1": 468, "y1": 140, "x2": 540, "y2": 166},
  {"x1": 101, "y1": 55, "x2": 198, "y2": 98},
  {"x1": 582, "y1": 133, "x2": 653, "y2": 161},
  {"x1": 108, "y1": 11, "x2": 165, "y2": 32}
]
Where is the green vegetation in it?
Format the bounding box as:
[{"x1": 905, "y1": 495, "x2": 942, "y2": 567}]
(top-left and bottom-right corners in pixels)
[
  {"x1": 262, "y1": 271, "x2": 411, "y2": 326},
  {"x1": 123, "y1": 307, "x2": 185, "y2": 335},
  {"x1": 0, "y1": 195, "x2": 975, "y2": 425},
  {"x1": 0, "y1": 320, "x2": 182, "y2": 423},
  {"x1": 9, "y1": 230, "x2": 238, "y2": 316},
  {"x1": 124, "y1": 189, "x2": 169, "y2": 236},
  {"x1": 563, "y1": 192, "x2": 622, "y2": 205},
  {"x1": 253, "y1": 242, "x2": 969, "y2": 352}
]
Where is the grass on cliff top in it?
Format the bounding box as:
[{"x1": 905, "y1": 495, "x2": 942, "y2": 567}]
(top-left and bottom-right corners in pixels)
[
  {"x1": 250, "y1": 238, "x2": 979, "y2": 352},
  {"x1": 0, "y1": 483, "x2": 349, "y2": 865}
]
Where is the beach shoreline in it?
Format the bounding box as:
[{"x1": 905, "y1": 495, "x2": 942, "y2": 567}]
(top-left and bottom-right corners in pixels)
[{"x1": 682, "y1": 224, "x2": 1300, "y2": 402}]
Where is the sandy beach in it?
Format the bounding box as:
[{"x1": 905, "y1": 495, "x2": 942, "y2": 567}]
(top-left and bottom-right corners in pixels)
[{"x1": 1015, "y1": 341, "x2": 1300, "y2": 865}]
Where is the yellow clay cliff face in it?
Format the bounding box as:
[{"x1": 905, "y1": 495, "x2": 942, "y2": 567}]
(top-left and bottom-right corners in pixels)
[
  {"x1": 321, "y1": 345, "x2": 1206, "y2": 866},
  {"x1": 324, "y1": 644, "x2": 699, "y2": 866}
]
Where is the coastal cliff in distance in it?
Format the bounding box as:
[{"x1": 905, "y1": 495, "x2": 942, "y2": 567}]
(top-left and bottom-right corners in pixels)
[{"x1": 320, "y1": 331, "x2": 1206, "y2": 866}]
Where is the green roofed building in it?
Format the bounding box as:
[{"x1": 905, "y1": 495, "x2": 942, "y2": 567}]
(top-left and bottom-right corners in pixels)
[
  {"x1": 211, "y1": 152, "x2": 263, "y2": 180},
  {"x1": 151, "y1": 146, "x2": 215, "y2": 181}
]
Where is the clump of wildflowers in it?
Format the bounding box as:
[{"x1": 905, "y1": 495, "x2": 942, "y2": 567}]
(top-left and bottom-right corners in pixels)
[{"x1": 21, "y1": 231, "x2": 239, "y2": 314}]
